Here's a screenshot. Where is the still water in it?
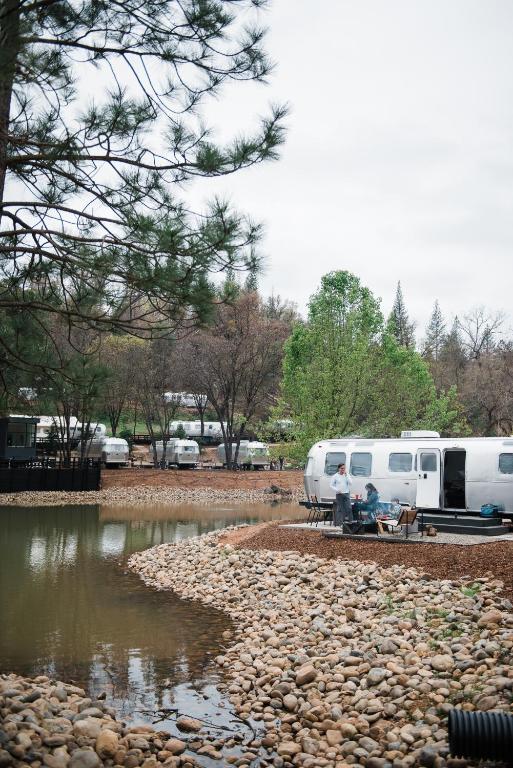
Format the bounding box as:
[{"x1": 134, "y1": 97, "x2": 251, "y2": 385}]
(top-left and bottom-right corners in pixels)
[{"x1": 0, "y1": 502, "x2": 299, "y2": 733}]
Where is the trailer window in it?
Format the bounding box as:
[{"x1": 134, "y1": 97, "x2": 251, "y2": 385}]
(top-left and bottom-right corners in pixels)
[
  {"x1": 499, "y1": 453, "x2": 513, "y2": 474},
  {"x1": 324, "y1": 452, "x2": 346, "y2": 476},
  {"x1": 389, "y1": 453, "x2": 413, "y2": 472},
  {"x1": 350, "y1": 452, "x2": 372, "y2": 477},
  {"x1": 420, "y1": 452, "x2": 437, "y2": 472}
]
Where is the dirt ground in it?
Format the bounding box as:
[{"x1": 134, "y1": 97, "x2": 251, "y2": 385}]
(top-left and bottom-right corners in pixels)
[
  {"x1": 101, "y1": 468, "x2": 303, "y2": 492},
  {"x1": 224, "y1": 521, "x2": 513, "y2": 602}
]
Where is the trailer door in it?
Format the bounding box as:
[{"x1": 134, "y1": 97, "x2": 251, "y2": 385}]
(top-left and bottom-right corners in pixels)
[{"x1": 416, "y1": 449, "x2": 441, "y2": 509}]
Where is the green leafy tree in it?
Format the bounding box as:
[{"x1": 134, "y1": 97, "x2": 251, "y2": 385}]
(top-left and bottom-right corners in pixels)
[
  {"x1": 0, "y1": 0, "x2": 286, "y2": 370},
  {"x1": 282, "y1": 271, "x2": 467, "y2": 458},
  {"x1": 387, "y1": 281, "x2": 416, "y2": 348}
]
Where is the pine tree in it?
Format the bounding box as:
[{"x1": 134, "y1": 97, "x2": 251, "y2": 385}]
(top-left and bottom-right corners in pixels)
[
  {"x1": 438, "y1": 317, "x2": 467, "y2": 389},
  {"x1": 423, "y1": 300, "x2": 446, "y2": 361},
  {"x1": 0, "y1": 0, "x2": 286, "y2": 371},
  {"x1": 387, "y1": 282, "x2": 416, "y2": 348},
  {"x1": 244, "y1": 266, "x2": 259, "y2": 293}
]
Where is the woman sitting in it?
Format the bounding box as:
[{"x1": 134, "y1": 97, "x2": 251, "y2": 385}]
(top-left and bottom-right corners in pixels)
[{"x1": 354, "y1": 483, "x2": 380, "y2": 521}]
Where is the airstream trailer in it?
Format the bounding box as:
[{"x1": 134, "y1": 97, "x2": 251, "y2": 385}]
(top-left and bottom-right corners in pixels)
[
  {"x1": 88, "y1": 437, "x2": 129, "y2": 466},
  {"x1": 152, "y1": 439, "x2": 200, "y2": 468},
  {"x1": 304, "y1": 431, "x2": 513, "y2": 516},
  {"x1": 169, "y1": 420, "x2": 225, "y2": 444},
  {"x1": 216, "y1": 440, "x2": 270, "y2": 469}
]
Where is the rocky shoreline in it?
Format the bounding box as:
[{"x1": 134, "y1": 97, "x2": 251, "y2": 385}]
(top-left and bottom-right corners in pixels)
[
  {"x1": 0, "y1": 486, "x2": 301, "y2": 508},
  {"x1": 127, "y1": 527, "x2": 513, "y2": 768},
  {"x1": 0, "y1": 674, "x2": 248, "y2": 768}
]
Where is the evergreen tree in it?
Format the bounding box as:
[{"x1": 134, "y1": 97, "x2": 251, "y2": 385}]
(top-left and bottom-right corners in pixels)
[
  {"x1": 244, "y1": 267, "x2": 259, "y2": 293},
  {"x1": 0, "y1": 0, "x2": 286, "y2": 371},
  {"x1": 387, "y1": 282, "x2": 416, "y2": 348},
  {"x1": 438, "y1": 317, "x2": 467, "y2": 389},
  {"x1": 422, "y1": 300, "x2": 447, "y2": 361}
]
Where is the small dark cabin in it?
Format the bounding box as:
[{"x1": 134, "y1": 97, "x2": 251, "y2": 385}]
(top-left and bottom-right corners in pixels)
[{"x1": 0, "y1": 416, "x2": 39, "y2": 461}]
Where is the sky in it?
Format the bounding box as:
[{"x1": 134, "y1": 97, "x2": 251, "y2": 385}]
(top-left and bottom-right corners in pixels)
[{"x1": 188, "y1": 0, "x2": 513, "y2": 341}]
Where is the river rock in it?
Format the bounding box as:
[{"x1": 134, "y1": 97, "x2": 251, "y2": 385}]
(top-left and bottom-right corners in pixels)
[
  {"x1": 176, "y1": 716, "x2": 202, "y2": 733},
  {"x1": 95, "y1": 729, "x2": 119, "y2": 758},
  {"x1": 163, "y1": 739, "x2": 186, "y2": 756},
  {"x1": 73, "y1": 718, "x2": 102, "y2": 739},
  {"x1": 68, "y1": 749, "x2": 101, "y2": 768},
  {"x1": 296, "y1": 664, "x2": 317, "y2": 686},
  {"x1": 477, "y1": 610, "x2": 502, "y2": 627},
  {"x1": 430, "y1": 655, "x2": 454, "y2": 672}
]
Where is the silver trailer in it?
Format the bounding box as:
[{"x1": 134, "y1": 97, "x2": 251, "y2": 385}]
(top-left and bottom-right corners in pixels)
[
  {"x1": 153, "y1": 439, "x2": 200, "y2": 468},
  {"x1": 216, "y1": 440, "x2": 270, "y2": 469},
  {"x1": 88, "y1": 437, "x2": 129, "y2": 466},
  {"x1": 304, "y1": 431, "x2": 513, "y2": 516}
]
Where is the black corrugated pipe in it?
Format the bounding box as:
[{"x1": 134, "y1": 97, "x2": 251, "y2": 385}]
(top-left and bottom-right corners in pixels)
[{"x1": 449, "y1": 709, "x2": 513, "y2": 764}]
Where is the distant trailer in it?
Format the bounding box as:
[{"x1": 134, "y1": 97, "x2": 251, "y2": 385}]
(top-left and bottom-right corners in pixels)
[
  {"x1": 216, "y1": 440, "x2": 270, "y2": 469},
  {"x1": 87, "y1": 437, "x2": 130, "y2": 467},
  {"x1": 151, "y1": 439, "x2": 200, "y2": 468}
]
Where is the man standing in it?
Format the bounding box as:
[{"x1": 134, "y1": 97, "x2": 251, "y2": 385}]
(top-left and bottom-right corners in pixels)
[{"x1": 330, "y1": 463, "x2": 353, "y2": 527}]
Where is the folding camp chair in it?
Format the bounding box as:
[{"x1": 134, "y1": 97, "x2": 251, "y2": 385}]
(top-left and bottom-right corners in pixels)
[
  {"x1": 377, "y1": 507, "x2": 417, "y2": 538},
  {"x1": 306, "y1": 494, "x2": 324, "y2": 526}
]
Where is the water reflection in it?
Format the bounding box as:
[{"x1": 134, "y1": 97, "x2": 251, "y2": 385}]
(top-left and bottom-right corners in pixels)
[{"x1": 0, "y1": 501, "x2": 299, "y2": 729}]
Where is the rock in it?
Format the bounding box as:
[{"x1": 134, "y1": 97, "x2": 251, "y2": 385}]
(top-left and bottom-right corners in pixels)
[
  {"x1": 277, "y1": 742, "x2": 302, "y2": 756},
  {"x1": 163, "y1": 739, "x2": 186, "y2": 756},
  {"x1": 69, "y1": 749, "x2": 101, "y2": 768},
  {"x1": 301, "y1": 738, "x2": 319, "y2": 755},
  {"x1": 418, "y1": 747, "x2": 437, "y2": 767},
  {"x1": 430, "y1": 655, "x2": 454, "y2": 672},
  {"x1": 380, "y1": 639, "x2": 399, "y2": 654},
  {"x1": 359, "y1": 736, "x2": 380, "y2": 752},
  {"x1": 367, "y1": 668, "x2": 387, "y2": 685},
  {"x1": 477, "y1": 610, "x2": 502, "y2": 627},
  {"x1": 326, "y1": 730, "x2": 342, "y2": 747},
  {"x1": 95, "y1": 729, "x2": 119, "y2": 758},
  {"x1": 73, "y1": 718, "x2": 102, "y2": 739},
  {"x1": 296, "y1": 664, "x2": 317, "y2": 686},
  {"x1": 282, "y1": 694, "x2": 298, "y2": 711},
  {"x1": 0, "y1": 751, "x2": 13, "y2": 767},
  {"x1": 476, "y1": 695, "x2": 499, "y2": 711},
  {"x1": 44, "y1": 753, "x2": 70, "y2": 768},
  {"x1": 176, "y1": 716, "x2": 202, "y2": 732}
]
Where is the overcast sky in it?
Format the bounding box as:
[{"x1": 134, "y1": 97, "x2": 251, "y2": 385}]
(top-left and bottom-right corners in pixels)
[{"x1": 190, "y1": 0, "x2": 513, "y2": 341}]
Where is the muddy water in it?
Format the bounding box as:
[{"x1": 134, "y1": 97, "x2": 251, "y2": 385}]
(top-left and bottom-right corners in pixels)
[{"x1": 0, "y1": 501, "x2": 299, "y2": 735}]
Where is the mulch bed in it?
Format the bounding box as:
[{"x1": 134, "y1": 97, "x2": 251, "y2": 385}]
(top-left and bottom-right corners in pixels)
[{"x1": 236, "y1": 522, "x2": 513, "y2": 603}]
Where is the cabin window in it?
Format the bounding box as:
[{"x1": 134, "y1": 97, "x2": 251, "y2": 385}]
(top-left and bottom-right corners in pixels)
[
  {"x1": 6, "y1": 422, "x2": 36, "y2": 448},
  {"x1": 420, "y1": 452, "x2": 437, "y2": 472},
  {"x1": 499, "y1": 453, "x2": 513, "y2": 474},
  {"x1": 389, "y1": 453, "x2": 413, "y2": 472},
  {"x1": 324, "y1": 451, "x2": 346, "y2": 476},
  {"x1": 350, "y1": 452, "x2": 372, "y2": 477}
]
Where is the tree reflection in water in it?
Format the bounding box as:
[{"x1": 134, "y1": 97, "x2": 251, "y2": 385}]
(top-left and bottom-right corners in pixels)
[{"x1": 0, "y1": 501, "x2": 298, "y2": 729}]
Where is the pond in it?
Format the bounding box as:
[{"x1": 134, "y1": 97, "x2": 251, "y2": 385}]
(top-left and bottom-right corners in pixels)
[{"x1": 0, "y1": 501, "x2": 299, "y2": 738}]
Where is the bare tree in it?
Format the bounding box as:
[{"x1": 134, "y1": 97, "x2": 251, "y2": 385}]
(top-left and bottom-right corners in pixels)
[
  {"x1": 182, "y1": 293, "x2": 289, "y2": 468},
  {"x1": 132, "y1": 339, "x2": 183, "y2": 467},
  {"x1": 98, "y1": 335, "x2": 144, "y2": 436},
  {"x1": 457, "y1": 307, "x2": 504, "y2": 360}
]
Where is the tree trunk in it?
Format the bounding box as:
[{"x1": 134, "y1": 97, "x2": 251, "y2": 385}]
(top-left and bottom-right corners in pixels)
[{"x1": 0, "y1": 0, "x2": 20, "y2": 214}]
